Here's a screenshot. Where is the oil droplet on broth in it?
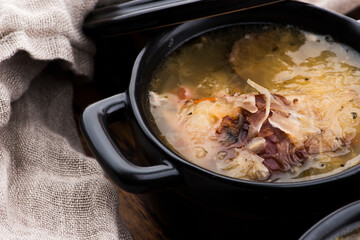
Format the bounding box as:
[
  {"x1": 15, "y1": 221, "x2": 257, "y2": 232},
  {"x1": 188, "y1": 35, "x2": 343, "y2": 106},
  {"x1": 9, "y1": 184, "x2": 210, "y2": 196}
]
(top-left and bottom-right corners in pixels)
[
  {"x1": 216, "y1": 151, "x2": 228, "y2": 160},
  {"x1": 194, "y1": 146, "x2": 207, "y2": 158}
]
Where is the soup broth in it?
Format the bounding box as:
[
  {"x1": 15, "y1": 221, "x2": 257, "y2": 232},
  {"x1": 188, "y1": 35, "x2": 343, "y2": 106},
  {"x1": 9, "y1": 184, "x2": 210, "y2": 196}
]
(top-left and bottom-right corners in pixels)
[
  {"x1": 336, "y1": 227, "x2": 360, "y2": 240},
  {"x1": 148, "y1": 25, "x2": 360, "y2": 182}
]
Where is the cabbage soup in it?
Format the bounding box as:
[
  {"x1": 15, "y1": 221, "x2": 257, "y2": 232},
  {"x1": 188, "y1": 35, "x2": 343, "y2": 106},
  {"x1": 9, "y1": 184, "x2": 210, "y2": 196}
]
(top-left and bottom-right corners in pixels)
[{"x1": 148, "y1": 25, "x2": 360, "y2": 182}]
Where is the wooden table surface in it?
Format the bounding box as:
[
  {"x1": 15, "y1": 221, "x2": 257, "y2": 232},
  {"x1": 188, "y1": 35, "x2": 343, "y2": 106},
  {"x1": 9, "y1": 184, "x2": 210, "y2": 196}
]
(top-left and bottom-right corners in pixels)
[{"x1": 75, "y1": 6, "x2": 360, "y2": 240}]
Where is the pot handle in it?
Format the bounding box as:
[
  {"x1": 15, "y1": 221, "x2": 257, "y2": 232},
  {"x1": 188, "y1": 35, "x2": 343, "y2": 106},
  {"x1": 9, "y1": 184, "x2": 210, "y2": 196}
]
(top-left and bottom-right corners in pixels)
[{"x1": 80, "y1": 92, "x2": 180, "y2": 193}]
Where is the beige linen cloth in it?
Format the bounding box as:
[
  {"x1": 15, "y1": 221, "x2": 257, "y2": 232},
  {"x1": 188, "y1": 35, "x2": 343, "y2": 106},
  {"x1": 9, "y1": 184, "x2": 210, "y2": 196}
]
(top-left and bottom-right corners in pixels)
[
  {"x1": 0, "y1": 0, "x2": 358, "y2": 239},
  {"x1": 0, "y1": 0, "x2": 132, "y2": 239},
  {"x1": 300, "y1": 0, "x2": 360, "y2": 14}
]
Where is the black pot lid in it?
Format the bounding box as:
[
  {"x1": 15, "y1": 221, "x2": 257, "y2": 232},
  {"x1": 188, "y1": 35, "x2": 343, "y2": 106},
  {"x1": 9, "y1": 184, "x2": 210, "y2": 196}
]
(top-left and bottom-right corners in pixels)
[{"x1": 83, "y1": 0, "x2": 286, "y2": 36}]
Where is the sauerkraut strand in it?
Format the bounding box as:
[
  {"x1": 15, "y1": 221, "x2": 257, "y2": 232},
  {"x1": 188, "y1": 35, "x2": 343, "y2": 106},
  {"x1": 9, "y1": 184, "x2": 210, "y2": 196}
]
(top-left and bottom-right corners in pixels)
[{"x1": 247, "y1": 79, "x2": 271, "y2": 133}]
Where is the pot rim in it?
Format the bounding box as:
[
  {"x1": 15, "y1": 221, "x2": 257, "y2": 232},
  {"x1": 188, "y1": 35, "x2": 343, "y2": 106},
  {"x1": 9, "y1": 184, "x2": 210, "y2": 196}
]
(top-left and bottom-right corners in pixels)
[
  {"x1": 128, "y1": 1, "x2": 360, "y2": 189},
  {"x1": 300, "y1": 200, "x2": 360, "y2": 240}
]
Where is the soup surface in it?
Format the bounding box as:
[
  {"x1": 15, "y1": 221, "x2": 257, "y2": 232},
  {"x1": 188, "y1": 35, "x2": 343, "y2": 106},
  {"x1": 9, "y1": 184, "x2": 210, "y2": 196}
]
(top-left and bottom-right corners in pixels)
[
  {"x1": 336, "y1": 227, "x2": 360, "y2": 240},
  {"x1": 148, "y1": 25, "x2": 360, "y2": 182}
]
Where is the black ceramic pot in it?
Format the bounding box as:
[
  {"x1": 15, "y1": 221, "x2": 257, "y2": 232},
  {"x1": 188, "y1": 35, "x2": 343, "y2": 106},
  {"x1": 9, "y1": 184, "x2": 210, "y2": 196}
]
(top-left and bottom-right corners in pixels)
[
  {"x1": 300, "y1": 200, "x2": 360, "y2": 240},
  {"x1": 80, "y1": 1, "x2": 360, "y2": 239}
]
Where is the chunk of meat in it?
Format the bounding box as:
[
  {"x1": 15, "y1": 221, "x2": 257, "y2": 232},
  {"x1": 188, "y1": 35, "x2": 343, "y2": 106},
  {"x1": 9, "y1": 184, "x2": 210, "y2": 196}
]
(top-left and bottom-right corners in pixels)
[
  {"x1": 216, "y1": 115, "x2": 246, "y2": 147},
  {"x1": 215, "y1": 93, "x2": 309, "y2": 176},
  {"x1": 258, "y1": 121, "x2": 308, "y2": 172}
]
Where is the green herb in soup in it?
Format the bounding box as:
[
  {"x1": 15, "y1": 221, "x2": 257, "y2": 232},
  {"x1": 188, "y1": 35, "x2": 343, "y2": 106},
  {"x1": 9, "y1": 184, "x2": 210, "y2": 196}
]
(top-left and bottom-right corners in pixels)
[{"x1": 148, "y1": 25, "x2": 360, "y2": 182}]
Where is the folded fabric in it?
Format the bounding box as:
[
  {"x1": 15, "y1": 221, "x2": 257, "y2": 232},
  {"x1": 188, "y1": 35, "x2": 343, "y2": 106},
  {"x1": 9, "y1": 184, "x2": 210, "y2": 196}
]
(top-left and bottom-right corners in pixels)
[
  {"x1": 299, "y1": 0, "x2": 360, "y2": 14},
  {"x1": 0, "y1": 0, "x2": 132, "y2": 239}
]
